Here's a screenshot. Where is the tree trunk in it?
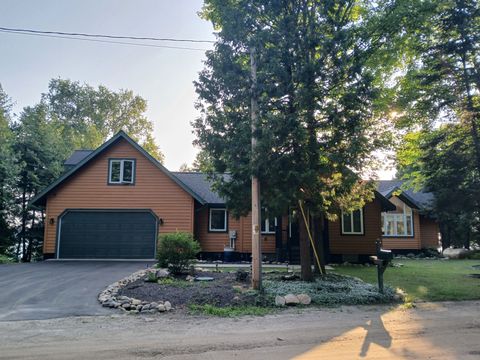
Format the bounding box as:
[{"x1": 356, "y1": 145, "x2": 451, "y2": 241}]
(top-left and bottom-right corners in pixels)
[
  {"x1": 298, "y1": 209, "x2": 313, "y2": 281},
  {"x1": 25, "y1": 211, "x2": 35, "y2": 262},
  {"x1": 20, "y1": 189, "x2": 27, "y2": 262},
  {"x1": 250, "y1": 46, "x2": 262, "y2": 290},
  {"x1": 313, "y1": 214, "x2": 327, "y2": 275}
]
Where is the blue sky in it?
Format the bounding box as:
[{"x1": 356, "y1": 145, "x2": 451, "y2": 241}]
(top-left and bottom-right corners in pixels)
[{"x1": 0, "y1": 0, "x2": 214, "y2": 170}]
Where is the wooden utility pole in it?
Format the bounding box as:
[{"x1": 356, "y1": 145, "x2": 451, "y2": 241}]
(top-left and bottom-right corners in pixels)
[{"x1": 250, "y1": 46, "x2": 262, "y2": 290}]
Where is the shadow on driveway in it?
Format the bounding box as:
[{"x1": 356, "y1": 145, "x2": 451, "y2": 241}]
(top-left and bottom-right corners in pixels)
[{"x1": 0, "y1": 261, "x2": 154, "y2": 321}]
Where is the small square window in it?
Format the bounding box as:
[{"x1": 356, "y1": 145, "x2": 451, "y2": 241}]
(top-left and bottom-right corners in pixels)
[
  {"x1": 209, "y1": 208, "x2": 227, "y2": 232},
  {"x1": 109, "y1": 159, "x2": 135, "y2": 184},
  {"x1": 341, "y1": 209, "x2": 364, "y2": 235}
]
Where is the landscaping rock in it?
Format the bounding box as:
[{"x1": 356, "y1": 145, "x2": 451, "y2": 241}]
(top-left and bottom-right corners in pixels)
[
  {"x1": 164, "y1": 301, "x2": 172, "y2": 311},
  {"x1": 297, "y1": 294, "x2": 311, "y2": 305},
  {"x1": 284, "y1": 294, "x2": 300, "y2": 305},
  {"x1": 275, "y1": 296, "x2": 286, "y2": 307},
  {"x1": 156, "y1": 269, "x2": 170, "y2": 278},
  {"x1": 185, "y1": 275, "x2": 195, "y2": 282},
  {"x1": 132, "y1": 299, "x2": 142, "y2": 306},
  {"x1": 157, "y1": 304, "x2": 166, "y2": 312},
  {"x1": 443, "y1": 248, "x2": 471, "y2": 259}
]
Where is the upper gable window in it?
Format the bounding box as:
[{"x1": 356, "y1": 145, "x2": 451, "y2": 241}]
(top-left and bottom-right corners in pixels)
[
  {"x1": 109, "y1": 159, "x2": 135, "y2": 184},
  {"x1": 382, "y1": 202, "x2": 414, "y2": 237}
]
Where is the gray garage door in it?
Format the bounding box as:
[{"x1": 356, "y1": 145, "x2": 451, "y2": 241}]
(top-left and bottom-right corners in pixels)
[{"x1": 58, "y1": 211, "x2": 157, "y2": 259}]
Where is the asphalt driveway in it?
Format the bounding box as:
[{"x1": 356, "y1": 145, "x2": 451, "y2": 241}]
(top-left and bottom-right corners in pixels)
[{"x1": 0, "y1": 261, "x2": 154, "y2": 321}]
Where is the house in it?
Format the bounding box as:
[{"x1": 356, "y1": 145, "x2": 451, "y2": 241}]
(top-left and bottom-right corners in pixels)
[{"x1": 31, "y1": 131, "x2": 440, "y2": 262}]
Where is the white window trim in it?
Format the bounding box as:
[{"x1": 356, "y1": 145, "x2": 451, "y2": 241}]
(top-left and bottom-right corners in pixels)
[
  {"x1": 261, "y1": 217, "x2": 277, "y2": 234},
  {"x1": 209, "y1": 208, "x2": 227, "y2": 232},
  {"x1": 382, "y1": 203, "x2": 414, "y2": 237},
  {"x1": 109, "y1": 159, "x2": 135, "y2": 184},
  {"x1": 341, "y1": 208, "x2": 364, "y2": 235}
]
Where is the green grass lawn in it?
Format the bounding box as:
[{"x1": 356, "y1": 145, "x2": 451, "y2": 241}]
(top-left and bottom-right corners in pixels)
[{"x1": 334, "y1": 259, "x2": 480, "y2": 302}]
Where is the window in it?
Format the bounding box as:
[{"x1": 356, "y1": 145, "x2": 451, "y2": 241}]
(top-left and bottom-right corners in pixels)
[
  {"x1": 260, "y1": 209, "x2": 277, "y2": 234},
  {"x1": 209, "y1": 208, "x2": 227, "y2": 232},
  {"x1": 381, "y1": 203, "x2": 413, "y2": 237},
  {"x1": 109, "y1": 159, "x2": 135, "y2": 184},
  {"x1": 341, "y1": 209, "x2": 364, "y2": 235}
]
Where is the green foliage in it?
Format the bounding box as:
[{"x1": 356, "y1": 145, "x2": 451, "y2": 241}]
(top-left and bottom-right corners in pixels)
[
  {"x1": 0, "y1": 84, "x2": 17, "y2": 256},
  {"x1": 393, "y1": 0, "x2": 480, "y2": 248},
  {"x1": 188, "y1": 304, "x2": 272, "y2": 317},
  {"x1": 145, "y1": 271, "x2": 158, "y2": 283},
  {"x1": 44, "y1": 78, "x2": 164, "y2": 162},
  {"x1": 263, "y1": 274, "x2": 397, "y2": 306},
  {"x1": 0, "y1": 254, "x2": 14, "y2": 264},
  {"x1": 335, "y1": 259, "x2": 480, "y2": 302},
  {"x1": 157, "y1": 232, "x2": 201, "y2": 274},
  {"x1": 397, "y1": 126, "x2": 479, "y2": 248},
  {"x1": 194, "y1": 1, "x2": 403, "y2": 220}
]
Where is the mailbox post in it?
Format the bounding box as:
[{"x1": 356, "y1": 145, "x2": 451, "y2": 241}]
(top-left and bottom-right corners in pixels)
[{"x1": 370, "y1": 239, "x2": 393, "y2": 294}]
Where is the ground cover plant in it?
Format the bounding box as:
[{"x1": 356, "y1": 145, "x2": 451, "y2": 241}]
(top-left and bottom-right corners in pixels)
[{"x1": 334, "y1": 259, "x2": 480, "y2": 302}]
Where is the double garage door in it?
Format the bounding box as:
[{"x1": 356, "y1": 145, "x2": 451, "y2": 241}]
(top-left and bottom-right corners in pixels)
[{"x1": 58, "y1": 210, "x2": 157, "y2": 259}]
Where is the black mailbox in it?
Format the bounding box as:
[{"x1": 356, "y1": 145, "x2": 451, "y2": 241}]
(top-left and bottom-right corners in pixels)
[{"x1": 378, "y1": 249, "x2": 393, "y2": 261}]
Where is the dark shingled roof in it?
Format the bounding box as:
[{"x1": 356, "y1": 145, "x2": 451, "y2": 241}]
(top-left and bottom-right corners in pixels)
[
  {"x1": 172, "y1": 172, "x2": 228, "y2": 205},
  {"x1": 64, "y1": 150, "x2": 94, "y2": 165},
  {"x1": 377, "y1": 180, "x2": 434, "y2": 210},
  {"x1": 58, "y1": 147, "x2": 426, "y2": 210}
]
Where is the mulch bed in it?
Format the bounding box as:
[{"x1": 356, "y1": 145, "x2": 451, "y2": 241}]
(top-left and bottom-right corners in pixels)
[{"x1": 118, "y1": 271, "x2": 255, "y2": 308}]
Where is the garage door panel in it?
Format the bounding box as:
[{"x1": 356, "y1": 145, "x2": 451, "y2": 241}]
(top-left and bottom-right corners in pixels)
[{"x1": 58, "y1": 211, "x2": 156, "y2": 259}]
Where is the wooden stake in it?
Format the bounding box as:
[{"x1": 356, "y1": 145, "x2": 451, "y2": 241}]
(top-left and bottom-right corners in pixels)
[{"x1": 250, "y1": 46, "x2": 262, "y2": 290}]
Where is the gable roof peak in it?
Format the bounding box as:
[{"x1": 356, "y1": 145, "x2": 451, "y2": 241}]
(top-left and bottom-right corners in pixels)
[{"x1": 31, "y1": 131, "x2": 206, "y2": 207}]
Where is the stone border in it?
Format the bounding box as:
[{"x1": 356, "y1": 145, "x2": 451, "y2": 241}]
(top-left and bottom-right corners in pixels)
[{"x1": 98, "y1": 268, "x2": 172, "y2": 314}]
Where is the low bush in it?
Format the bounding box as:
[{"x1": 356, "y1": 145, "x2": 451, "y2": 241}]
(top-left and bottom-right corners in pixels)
[
  {"x1": 157, "y1": 232, "x2": 201, "y2": 274},
  {"x1": 0, "y1": 255, "x2": 14, "y2": 264}
]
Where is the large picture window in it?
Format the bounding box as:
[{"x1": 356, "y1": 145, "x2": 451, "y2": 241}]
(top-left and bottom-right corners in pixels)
[
  {"x1": 341, "y1": 209, "x2": 364, "y2": 235},
  {"x1": 109, "y1": 159, "x2": 135, "y2": 184},
  {"x1": 382, "y1": 203, "x2": 413, "y2": 237},
  {"x1": 209, "y1": 208, "x2": 227, "y2": 232}
]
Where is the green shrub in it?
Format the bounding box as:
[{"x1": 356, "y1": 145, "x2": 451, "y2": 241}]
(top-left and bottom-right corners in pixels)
[
  {"x1": 157, "y1": 232, "x2": 201, "y2": 274},
  {"x1": 0, "y1": 255, "x2": 14, "y2": 264}
]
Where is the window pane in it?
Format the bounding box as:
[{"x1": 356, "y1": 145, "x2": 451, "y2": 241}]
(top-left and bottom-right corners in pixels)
[
  {"x1": 210, "y1": 209, "x2": 226, "y2": 230},
  {"x1": 268, "y1": 217, "x2": 276, "y2": 233},
  {"x1": 352, "y1": 210, "x2": 362, "y2": 233},
  {"x1": 261, "y1": 220, "x2": 266, "y2": 233},
  {"x1": 342, "y1": 213, "x2": 352, "y2": 233},
  {"x1": 406, "y1": 215, "x2": 413, "y2": 236},
  {"x1": 386, "y1": 216, "x2": 395, "y2": 236},
  {"x1": 396, "y1": 215, "x2": 405, "y2": 235},
  {"x1": 123, "y1": 161, "x2": 133, "y2": 182},
  {"x1": 381, "y1": 214, "x2": 385, "y2": 235},
  {"x1": 110, "y1": 161, "x2": 121, "y2": 182}
]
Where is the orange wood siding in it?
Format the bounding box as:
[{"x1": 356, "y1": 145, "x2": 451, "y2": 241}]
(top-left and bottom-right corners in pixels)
[
  {"x1": 43, "y1": 139, "x2": 194, "y2": 255},
  {"x1": 194, "y1": 208, "x2": 276, "y2": 254},
  {"x1": 328, "y1": 199, "x2": 382, "y2": 255},
  {"x1": 419, "y1": 217, "x2": 440, "y2": 249}
]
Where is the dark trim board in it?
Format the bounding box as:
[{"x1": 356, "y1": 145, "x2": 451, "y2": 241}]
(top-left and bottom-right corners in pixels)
[{"x1": 56, "y1": 209, "x2": 159, "y2": 260}]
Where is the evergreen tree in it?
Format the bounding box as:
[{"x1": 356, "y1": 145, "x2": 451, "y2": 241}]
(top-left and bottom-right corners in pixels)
[
  {"x1": 0, "y1": 84, "x2": 17, "y2": 255},
  {"x1": 13, "y1": 104, "x2": 65, "y2": 261},
  {"x1": 195, "y1": 0, "x2": 401, "y2": 279}
]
